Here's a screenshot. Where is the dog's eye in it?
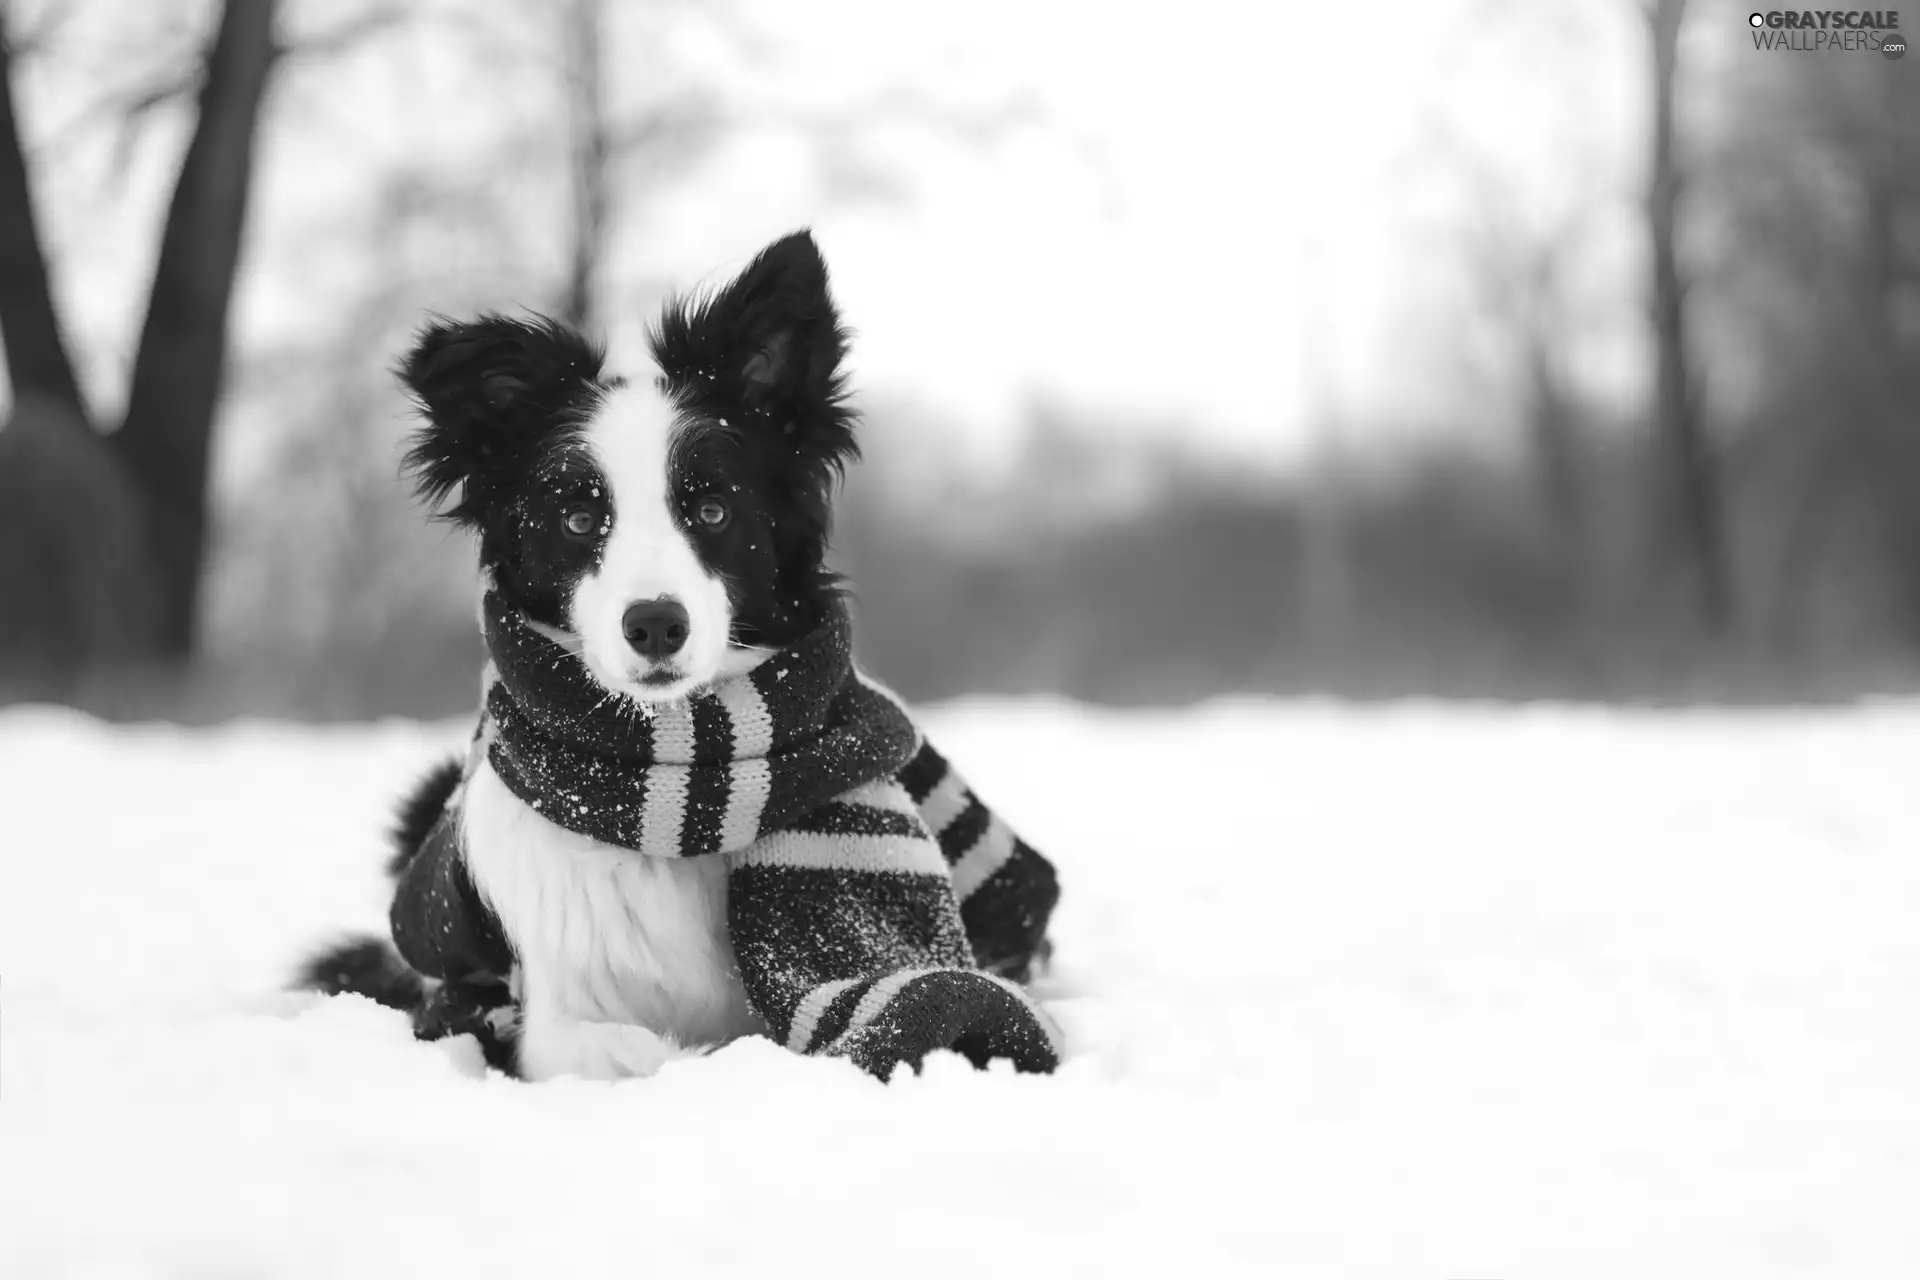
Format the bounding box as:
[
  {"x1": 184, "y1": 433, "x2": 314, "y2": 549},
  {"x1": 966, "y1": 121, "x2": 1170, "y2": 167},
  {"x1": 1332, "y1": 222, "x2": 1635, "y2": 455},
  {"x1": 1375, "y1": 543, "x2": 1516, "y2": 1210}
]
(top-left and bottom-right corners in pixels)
[
  {"x1": 562, "y1": 506, "x2": 599, "y2": 537},
  {"x1": 694, "y1": 498, "x2": 730, "y2": 529}
]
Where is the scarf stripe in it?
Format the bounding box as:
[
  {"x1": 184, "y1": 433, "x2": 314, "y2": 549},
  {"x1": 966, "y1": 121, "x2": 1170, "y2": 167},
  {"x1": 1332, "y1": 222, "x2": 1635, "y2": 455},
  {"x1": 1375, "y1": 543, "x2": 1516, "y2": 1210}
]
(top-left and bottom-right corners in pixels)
[
  {"x1": 810, "y1": 980, "x2": 869, "y2": 1051},
  {"x1": 786, "y1": 976, "x2": 863, "y2": 1052},
  {"x1": 828, "y1": 968, "x2": 943, "y2": 1052},
  {"x1": 719, "y1": 760, "x2": 771, "y2": 849},
  {"x1": 637, "y1": 763, "x2": 689, "y2": 858},
  {"x1": 935, "y1": 797, "x2": 991, "y2": 867},
  {"x1": 786, "y1": 780, "x2": 924, "y2": 836},
  {"x1": 894, "y1": 741, "x2": 946, "y2": 804},
  {"x1": 717, "y1": 675, "x2": 774, "y2": 754},
  {"x1": 648, "y1": 699, "x2": 699, "y2": 764},
  {"x1": 716, "y1": 678, "x2": 773, "y2": 849},
  {"x1": 682, "y1": 695, "x2": 731, "y2": 858},
  {"x1": 637, "y1": 701, "x2": 698, "y2": 857},
  {"x1": 918, "y1": 768, "x2": 973, "y2": 835},
  {"x1": 744, "y1": 832, "x2": 949, "y2": 877},
  {"x1": 951, "y1": 814, "x2": 1018, "y2": 900}
]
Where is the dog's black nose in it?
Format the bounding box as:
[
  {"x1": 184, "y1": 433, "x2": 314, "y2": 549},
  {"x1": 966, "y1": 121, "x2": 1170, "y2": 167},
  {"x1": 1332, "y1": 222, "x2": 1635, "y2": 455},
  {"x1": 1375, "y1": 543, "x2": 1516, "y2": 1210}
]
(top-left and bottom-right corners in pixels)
[{"x1": 622, "y1": 598, "x2": 689, "y2": 659}]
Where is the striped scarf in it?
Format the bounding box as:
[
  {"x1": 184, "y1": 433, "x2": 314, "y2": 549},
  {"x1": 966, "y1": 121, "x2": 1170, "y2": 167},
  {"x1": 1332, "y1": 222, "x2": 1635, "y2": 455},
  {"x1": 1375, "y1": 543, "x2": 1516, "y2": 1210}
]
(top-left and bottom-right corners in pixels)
[{"x1": 404, "y1": 591, "x2": 1062, "y2": 1078}]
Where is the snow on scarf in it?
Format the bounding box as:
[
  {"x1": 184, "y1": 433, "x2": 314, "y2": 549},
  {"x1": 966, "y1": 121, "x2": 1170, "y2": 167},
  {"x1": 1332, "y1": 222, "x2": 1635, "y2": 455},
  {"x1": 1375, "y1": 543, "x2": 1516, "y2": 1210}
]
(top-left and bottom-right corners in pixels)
[{"x1": 390, "y1": 589, "x2": 1062, "y2": 1078}]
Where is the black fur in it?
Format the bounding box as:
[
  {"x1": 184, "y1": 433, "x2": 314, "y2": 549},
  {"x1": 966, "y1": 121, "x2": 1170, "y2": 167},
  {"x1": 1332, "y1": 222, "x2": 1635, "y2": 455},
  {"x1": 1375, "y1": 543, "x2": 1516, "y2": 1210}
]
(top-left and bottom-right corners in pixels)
[
  {"x1": 385, "y1": 757, "x2": 462, "y2": 877},
  {"x1": 294, "y1": 936, "x2": 424, "y2": 1012}
]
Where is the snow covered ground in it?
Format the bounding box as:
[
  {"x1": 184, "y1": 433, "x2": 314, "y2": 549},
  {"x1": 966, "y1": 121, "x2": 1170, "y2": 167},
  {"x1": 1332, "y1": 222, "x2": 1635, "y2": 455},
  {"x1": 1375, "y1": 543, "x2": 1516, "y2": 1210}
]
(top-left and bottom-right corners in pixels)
[{"x1": 3, "y1": 699, "x2": 1919, "y2": 1278}]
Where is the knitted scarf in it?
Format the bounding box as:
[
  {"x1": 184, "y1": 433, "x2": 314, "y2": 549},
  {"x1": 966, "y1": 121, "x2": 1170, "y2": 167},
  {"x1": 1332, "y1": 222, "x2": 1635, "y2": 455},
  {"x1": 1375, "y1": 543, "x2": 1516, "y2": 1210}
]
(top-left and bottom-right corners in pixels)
[{"x1": 390, "y1": 590, "x2": 1062, "y2": 1079}]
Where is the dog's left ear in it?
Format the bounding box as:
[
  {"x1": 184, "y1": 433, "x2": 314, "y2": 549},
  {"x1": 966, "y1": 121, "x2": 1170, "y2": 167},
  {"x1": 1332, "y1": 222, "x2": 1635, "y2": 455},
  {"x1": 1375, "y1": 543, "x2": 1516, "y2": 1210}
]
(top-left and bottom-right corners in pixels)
[
  {"x1": 705, "y1": 231, "x2": 854, "y2": 452},
  {"x1": 727, "y1": 231, "x2": 843, "y2": 403}
]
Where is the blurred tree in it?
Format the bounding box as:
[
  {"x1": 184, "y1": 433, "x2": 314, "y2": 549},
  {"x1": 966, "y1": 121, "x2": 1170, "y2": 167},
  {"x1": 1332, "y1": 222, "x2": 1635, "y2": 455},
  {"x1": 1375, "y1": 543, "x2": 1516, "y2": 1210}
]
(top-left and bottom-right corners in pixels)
[
  {"x1": 1440, "y1": 158, "x2": 1601, "y2": 612},
  {"x1": 1644, "y1": 0, "x2": 1732, "y2": 632},
  {"x1": 0, "y1": 0, "x2": 276, "y2": 689},
  {"x1": 1701, "y1": 36, "x2": 1920, "y2": 656}
]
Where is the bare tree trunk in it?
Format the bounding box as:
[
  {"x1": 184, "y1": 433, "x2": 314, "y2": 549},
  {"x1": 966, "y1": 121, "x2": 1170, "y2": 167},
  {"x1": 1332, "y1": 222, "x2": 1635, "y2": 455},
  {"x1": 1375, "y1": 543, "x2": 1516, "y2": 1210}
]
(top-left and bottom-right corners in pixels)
[
  {"x1": 0, "y1": 7, "x2": 149, "y2": 690},
  {"x1": 559, "y1": 0, "x2": 608, "y2": 331},
  {"x1": 0, "y1": 12, "x2": 84, "y2": 416},
  {"x1": 1646, "y1": 0, "x2": 1731, "y2": 632},
  {"x1": 112, "y1": 0, "x2": 279, "y2": 660}
]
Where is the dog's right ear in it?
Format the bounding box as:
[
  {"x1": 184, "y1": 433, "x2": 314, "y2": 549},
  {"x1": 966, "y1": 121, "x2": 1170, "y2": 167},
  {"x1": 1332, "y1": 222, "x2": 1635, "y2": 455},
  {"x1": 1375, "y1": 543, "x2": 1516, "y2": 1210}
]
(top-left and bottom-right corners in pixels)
[{"x1": 397, "y1": 314, "x2": 602, "y2": 526}]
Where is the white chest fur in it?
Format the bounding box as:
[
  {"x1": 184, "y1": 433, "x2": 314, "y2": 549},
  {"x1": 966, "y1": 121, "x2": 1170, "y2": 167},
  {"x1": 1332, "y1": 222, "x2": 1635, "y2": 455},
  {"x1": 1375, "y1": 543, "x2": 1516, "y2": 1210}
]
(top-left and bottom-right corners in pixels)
[{"x1": 459, "y1": 759, "x2": 765, "y2": 1080}]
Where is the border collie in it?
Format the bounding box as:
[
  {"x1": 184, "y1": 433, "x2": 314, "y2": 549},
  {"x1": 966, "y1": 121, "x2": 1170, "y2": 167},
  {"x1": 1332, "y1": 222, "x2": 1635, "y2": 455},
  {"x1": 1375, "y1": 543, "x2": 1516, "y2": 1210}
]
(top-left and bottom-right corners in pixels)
[{"x1": 300, "y1": 231, "x2": 1061, "y2": 1081}]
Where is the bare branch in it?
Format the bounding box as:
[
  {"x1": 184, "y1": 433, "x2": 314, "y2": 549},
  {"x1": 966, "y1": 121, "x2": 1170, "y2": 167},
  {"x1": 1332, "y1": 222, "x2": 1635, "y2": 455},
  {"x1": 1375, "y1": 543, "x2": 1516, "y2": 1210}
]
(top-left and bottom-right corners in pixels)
[
  {"x1": 277, "y1": 3, "x2": 410, "y2": 64},
  {"x1": 34, "y1": 61, "x2": 200, "y2": 183}
]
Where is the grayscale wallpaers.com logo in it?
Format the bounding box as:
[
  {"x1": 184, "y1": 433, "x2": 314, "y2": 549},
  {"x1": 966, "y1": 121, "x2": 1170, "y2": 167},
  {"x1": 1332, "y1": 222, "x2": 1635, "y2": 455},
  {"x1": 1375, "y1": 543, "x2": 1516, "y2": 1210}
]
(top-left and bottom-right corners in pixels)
[{"x1": 1748, "y1": 10, "x2": 1906, "y2": 56}]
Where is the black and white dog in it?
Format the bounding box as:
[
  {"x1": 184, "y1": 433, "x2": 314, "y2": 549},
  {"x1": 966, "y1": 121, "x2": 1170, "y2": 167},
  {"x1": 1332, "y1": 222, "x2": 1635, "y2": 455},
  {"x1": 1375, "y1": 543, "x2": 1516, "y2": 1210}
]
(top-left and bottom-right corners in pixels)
[{"x1": 301, "y1": 231, "x2": 1061, "y2": 1082}]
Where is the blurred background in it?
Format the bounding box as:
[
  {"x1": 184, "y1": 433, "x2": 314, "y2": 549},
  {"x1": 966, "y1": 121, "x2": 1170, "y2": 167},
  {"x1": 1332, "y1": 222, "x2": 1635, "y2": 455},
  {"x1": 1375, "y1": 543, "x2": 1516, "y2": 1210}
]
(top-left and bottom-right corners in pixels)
[{"x1": 0, "y1": 0, "x2": 1914, "y2": 719}]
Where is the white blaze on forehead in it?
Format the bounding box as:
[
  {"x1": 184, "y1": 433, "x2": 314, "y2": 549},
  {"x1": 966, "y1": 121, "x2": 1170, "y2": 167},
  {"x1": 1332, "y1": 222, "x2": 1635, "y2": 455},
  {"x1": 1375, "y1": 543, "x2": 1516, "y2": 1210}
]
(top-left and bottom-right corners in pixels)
[
  {"x1": 584, "y1": 379, "x2": 687, "y2": 586},
  {"x1": 567, "y1": 376, "x2": 734, "y2": 698}
]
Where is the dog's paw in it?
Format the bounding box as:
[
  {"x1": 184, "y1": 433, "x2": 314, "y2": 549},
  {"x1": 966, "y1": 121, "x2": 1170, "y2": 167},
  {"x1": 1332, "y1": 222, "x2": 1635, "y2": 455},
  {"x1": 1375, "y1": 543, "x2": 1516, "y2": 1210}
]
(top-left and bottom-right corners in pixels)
[
  {"x1": 517, "y1": 1015, "x2": 707, "y2": 1081},
  {"x1": 411, "y1": 978, "x2": 519, "y2": 1073},
  {"x1": 412, "y1": 977, "x2": 512, "y2": 1040}
]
